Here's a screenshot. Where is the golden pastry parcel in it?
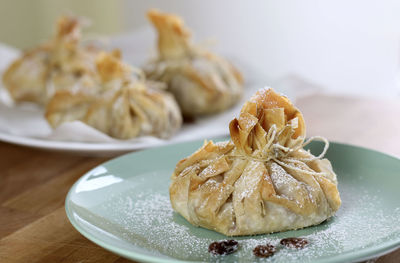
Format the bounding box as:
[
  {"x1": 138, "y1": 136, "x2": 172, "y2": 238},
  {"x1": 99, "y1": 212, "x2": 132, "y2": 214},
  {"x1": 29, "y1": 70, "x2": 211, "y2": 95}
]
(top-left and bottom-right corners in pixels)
[
  {"x1": 3, "y1": 16, "x2": 99, "y2": 105},
  {"x1": 170, "y1": 88, "x2": 341, "y2": 236},
  {"x1": 144, "y1": 9, "x2": 244, "y2": 117},
  {"x1": 46, "y1": 51, "x2": 182, "y2": 139}
]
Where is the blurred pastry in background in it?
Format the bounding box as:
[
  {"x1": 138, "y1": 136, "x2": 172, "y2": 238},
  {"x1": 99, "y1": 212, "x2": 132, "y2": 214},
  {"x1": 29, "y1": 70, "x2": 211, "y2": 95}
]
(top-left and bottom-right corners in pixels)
[
  {"x1": 2, "y1": 16, "x2": 98, "y2": 106},
  {"x1": 144, "y1": 9, "x2": 244, "y2": 118},
  {"x1": 46, "y1": 51, "x2": 182, "y2": 139}
]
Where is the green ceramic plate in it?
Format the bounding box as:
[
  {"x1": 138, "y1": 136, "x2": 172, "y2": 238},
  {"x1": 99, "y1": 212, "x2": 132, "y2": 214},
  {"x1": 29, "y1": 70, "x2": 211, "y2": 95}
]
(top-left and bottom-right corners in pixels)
[{"x1": 65, "y1": 139, "x2": 400, "y2": 263}]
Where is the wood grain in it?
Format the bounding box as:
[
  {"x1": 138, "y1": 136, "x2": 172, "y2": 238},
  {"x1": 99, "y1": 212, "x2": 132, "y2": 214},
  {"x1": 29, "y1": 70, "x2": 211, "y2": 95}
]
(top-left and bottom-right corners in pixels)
[
  {"x1": 0, "y1": 142, "x2": 132, "y2": 263},
  {"x1": 0, "y1": 94, "x2": 399, "y2": 262}
]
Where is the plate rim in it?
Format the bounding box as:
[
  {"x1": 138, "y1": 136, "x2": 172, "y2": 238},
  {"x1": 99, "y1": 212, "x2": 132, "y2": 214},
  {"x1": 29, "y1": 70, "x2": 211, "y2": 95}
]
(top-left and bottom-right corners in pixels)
[
  {"x1": 0, "y1": 130, "x2": 161, "y2": 153},
  {"x1": 65, "y1": 140, "x2": 400, "y2": 263},
  {"x1": 0, "y1": 126, "x2": 229, "y2": 156}
]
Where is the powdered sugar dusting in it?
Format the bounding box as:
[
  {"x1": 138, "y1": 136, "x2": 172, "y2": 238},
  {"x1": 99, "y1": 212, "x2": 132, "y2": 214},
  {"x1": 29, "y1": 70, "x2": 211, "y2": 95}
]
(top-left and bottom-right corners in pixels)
[
  {"x1": 102, "y1": 191, "x2": 214, "y2": 261},
  {"x1": 93, "y1": 171, "x2": 400, "y2": 262}
]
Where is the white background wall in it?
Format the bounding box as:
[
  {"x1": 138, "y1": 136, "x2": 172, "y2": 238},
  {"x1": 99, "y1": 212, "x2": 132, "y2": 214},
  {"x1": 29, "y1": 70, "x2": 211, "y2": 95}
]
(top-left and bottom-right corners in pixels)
[
  {"x1": 2, "y1": 0, "x2": 400, "y2": 98},
  {"x1": 120, "y1": 0, "x2": 400, "y2": 98}
]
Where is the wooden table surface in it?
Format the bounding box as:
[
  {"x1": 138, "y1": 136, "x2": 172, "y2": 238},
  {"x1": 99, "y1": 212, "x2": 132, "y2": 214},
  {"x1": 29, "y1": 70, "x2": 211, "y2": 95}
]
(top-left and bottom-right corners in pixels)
[{"x1": 0, "y1": 94, "x2": 399, "y2": 263}]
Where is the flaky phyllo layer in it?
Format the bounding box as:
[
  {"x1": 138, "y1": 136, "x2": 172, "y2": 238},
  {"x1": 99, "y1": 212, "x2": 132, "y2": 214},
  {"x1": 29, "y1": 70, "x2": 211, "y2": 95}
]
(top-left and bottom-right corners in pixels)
[
  {"x1": 170, "y1": 88, "x2": 341, "y2": 236},
  {"x1": 144, "y1": 9, "x2": 243, "y2": 117}
]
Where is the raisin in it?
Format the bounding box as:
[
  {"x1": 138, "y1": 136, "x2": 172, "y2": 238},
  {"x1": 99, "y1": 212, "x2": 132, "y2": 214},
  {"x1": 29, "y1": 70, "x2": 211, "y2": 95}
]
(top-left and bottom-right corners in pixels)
[
  {"x1": 208, "y1": 240, "x2": 239, "y2": 255},
  {"x1": 253, "y1": 244, "x2": 276, "y2": 258},
  {"x1": 280, "y1": 237, "x2": 309, "y2": 249}
]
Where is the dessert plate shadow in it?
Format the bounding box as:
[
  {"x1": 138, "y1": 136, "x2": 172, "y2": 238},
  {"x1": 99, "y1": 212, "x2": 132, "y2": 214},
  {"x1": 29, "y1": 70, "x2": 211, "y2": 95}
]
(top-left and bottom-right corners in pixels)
[{"x1": 65, "y1": 139, "x2": 400, "y2": 262}]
